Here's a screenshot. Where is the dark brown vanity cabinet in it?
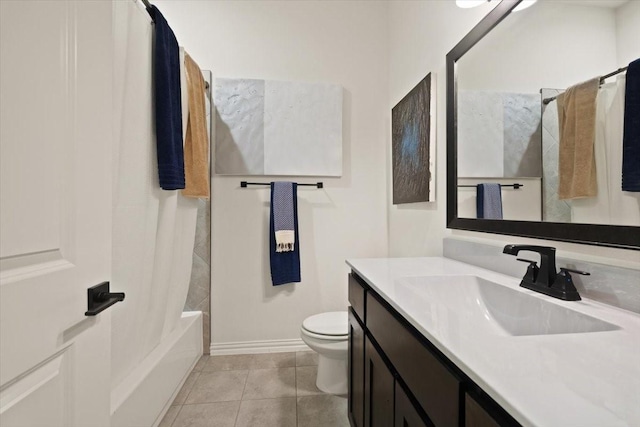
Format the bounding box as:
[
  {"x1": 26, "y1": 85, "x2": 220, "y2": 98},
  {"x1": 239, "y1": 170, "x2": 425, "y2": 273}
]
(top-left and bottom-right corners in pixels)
[
  {"x1": 364, "y1": 336, "x2": 395, "y2": 427},
  {"x1": 395, "y1": 381, "x2": 430, "y2": 427},
  {"x1": 465, "y1": 394, "x2": 501, "y2": 427},
  {"x1": 347, "y1": 272, "x2": 519, "y2": 427},
  {"x1": 348, "y1": 308, "x2": 365, "y2": 427}
]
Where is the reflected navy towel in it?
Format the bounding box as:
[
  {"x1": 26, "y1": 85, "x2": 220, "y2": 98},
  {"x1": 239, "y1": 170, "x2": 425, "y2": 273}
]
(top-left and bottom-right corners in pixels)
[
  {"x1": 150, "y1": 5, "x2": 185, "y2": 190},
  {"x1": 270, "y1": 183, "x2": 300, "y2": 286},
  {"x1": 477, "y1": 183, "x2": 503, "y2": 219},
  {"x1": 622, "y1": 58, "x2": 640, "y2": 192}
]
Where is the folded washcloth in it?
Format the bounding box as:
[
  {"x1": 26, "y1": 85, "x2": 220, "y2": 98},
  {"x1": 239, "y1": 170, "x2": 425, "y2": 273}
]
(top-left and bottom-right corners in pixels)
[
  {"x1": 182, "y1": 52, "x2": 210, "y2": 199},
  {"x1": 150, "y1": 5, "x2": 185, "y2": 190},
  {"x1": 622, "y1": 58, "x2": 640, "y2": 192},
  {"x1": 272, "y1": 182, "x2": 296, "y2": 252},
  {"x1": 557, "y1": 77, "x2": 600, "y2": 200},
  {"x1": 476, "y1": 183, "x2": 503, "y2": 219},
  {"x1": 270, "y1": 182, "x2": 300, "y2": 286}
]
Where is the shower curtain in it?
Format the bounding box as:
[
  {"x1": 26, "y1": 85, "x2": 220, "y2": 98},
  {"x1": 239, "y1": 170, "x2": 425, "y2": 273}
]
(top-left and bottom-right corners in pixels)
[{"x1": 110, "y1": 0, "x2": 198, "y2": 390}]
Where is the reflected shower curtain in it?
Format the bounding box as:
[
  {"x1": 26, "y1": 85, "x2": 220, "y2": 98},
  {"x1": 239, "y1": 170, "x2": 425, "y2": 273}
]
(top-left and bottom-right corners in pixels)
[
  {"x1": 110, "y1": 0, "x2": 198, "y2": 391},
  {"x1": 571, "y1": 76, "x2": 640, "y2": 226}
]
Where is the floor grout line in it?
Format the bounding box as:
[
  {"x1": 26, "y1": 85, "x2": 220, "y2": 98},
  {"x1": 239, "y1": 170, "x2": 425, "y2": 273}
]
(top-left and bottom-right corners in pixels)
[
  {"x1": 180, "y1": 371, "x2": 201, "y2": 405},
  {"x1": 168, "y1": 404, "x2": 182, "y2": 427},
  {"x1": 163, "y1": 352, "x2": 344, "y2": 427},
  {"x1": 232, "y1": 369, "x2": 250, "y2": 427},
  {"x1": 294, "y1": 365, "x2": 299, "y2": 427}
]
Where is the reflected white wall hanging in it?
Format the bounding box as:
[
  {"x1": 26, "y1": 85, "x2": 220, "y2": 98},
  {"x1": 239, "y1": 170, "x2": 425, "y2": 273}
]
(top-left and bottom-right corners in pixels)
[
  {"x1": 392, "y1": 73, "x2": 436, "y2": 204},
  {"x1": 214, "y1": 78, "x2": 343, "y2": 176}
]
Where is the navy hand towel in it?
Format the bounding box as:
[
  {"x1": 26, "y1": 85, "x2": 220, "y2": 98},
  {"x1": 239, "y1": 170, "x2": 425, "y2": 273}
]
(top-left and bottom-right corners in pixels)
[
  {"x1": 150, "y1": 5, "x2": 185, "y2": 190},
  {"x1": 622, "y1": 58, "x2": 640, "y2": 192},
  {"x1": 272, "y1": 182, "x2": 296, "y2": 252},
  {"x1": 476, "y1": 183, "x2": 503, "y2": 219},
  {"x1": 270, "y1": 182, "x2": 301, "y2": 286}
]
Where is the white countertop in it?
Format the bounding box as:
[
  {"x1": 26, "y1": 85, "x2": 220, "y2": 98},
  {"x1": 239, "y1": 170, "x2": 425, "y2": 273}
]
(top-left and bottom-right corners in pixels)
[{"x1": 346, "y1": 257, "x2": 640, "y2": 427}]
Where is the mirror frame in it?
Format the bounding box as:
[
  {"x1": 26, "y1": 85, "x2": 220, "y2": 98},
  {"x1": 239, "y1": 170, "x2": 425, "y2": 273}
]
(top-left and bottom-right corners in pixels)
[{"x1": 446, "y1": 0, "x2": 640, "y2": 250}]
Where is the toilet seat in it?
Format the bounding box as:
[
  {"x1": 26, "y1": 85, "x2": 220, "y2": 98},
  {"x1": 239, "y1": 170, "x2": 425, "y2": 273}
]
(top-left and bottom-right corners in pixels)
[
  {"x1": 301, "y1": 311, "x2": 348, "y2": 338},
  {"x1": 301, "y1": 328, "x2": 348, "y2": 341}
]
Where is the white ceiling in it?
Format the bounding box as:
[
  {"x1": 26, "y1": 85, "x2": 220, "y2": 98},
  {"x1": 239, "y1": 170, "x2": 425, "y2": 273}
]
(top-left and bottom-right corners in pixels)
[{"x1": 551, "y1": 0, "x2": 630, "y2": 9}]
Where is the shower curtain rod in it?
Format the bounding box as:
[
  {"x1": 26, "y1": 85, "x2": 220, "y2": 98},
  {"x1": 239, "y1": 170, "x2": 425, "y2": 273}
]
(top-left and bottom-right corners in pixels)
[
  {"x1": 141, "y1": 0, "x2": 152, "y2": 13},
  {"x1": 542, "y1": 66, "x2": 628, "y2": 105},
  {"x1": 241, "y1": 181, "x2": 324, "y2": 189},
  {"x1": 140, "y1": 0, "x2": 210, "y2": 91},
  {"x1": 458, "y1": 183, "x2": 523, "y2": 189}
]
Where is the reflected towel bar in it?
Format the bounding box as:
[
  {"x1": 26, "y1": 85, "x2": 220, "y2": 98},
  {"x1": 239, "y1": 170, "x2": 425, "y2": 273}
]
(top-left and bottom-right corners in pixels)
[
  {"x1": 458, "y1": 183, "x2": 523, "y2": 189},
  {"x1": 240, "y1": 181, "x2": 323, "y2": 189}
]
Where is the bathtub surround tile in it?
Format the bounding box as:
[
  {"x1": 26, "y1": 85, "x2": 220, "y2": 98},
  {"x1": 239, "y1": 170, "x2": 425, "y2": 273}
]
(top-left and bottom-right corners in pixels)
[
  {"x1": 296, "y1": 395, "x2": 349, "y2": 427},
  {"x1": 195, "y1": 296, "x2": 210, "y2": 356},
  {"x1": 242, "y1": 367, "x2": 297, "y2": 400},
  {"x1": 193, "y1": 199, "x2": 211, "y2": 263},
  {"x1": 173, "y1": 371, "x2": 201, "y2": 405},
  {"x1": 186, "y1": 197, "x2": 211, "y2": 355},
  {"x1": 295, "y1": 351, "x2": 318, "y2": 367},
  {"x1": 158, "y1": 405, "x2": 180, "y2": 427},
  {"x1": 235, "y1": 398, "x2": 297, "y2": 427},
  {"x1": 185, "y1": 253, "x2": 210, "y2": 311},
  {"x1": 185, "y1": 370, "x2": 248, "y2": 404},
  {"x1": 171, "y1": 401, "x2": 240, "y2": 427},
  {"x1": 295, "y1": 366, "x2": 323, "y2": 396}
]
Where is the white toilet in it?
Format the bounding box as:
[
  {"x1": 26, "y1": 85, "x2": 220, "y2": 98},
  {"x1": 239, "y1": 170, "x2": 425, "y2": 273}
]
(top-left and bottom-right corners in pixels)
[{"x1": 300, "y1": 311, "x2": 349, "y2": 395}]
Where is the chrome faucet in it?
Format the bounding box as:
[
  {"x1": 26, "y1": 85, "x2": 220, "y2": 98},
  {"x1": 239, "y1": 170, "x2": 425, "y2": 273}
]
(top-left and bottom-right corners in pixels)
[{"x1": 503, "y1": 244, "x2": 589, "y2": 301}]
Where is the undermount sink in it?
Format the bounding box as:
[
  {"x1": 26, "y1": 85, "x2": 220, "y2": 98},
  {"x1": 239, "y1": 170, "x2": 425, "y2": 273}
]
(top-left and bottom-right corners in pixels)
[{"x1": 395, "y1": 275, "x2": 619, "y2": 336}]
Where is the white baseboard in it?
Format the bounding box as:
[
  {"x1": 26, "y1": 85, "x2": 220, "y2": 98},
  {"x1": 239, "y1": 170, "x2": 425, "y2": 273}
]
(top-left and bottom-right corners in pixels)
[{"x1": 210, "y1": 338, "x2": 310, "y2": 355}]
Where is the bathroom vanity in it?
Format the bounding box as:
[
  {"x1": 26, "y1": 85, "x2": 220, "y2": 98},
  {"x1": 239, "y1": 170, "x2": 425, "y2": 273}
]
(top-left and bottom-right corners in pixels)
[{"x1": 346, "y1": 257, "x2": 640, "y2": 427}]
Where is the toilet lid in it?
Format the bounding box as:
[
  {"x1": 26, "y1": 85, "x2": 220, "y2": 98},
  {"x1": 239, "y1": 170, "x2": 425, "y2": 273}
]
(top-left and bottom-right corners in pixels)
[{"x1": 302, "y1": 311, "x2": 348, "y2": 336}]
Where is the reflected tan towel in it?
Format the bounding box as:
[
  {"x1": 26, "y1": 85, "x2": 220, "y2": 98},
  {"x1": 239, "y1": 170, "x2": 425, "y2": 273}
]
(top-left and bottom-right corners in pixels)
[
  {"x1": 182, "y1": 52, "x2": 210, "y2": 199},
  {"x1": 557, "y1": 77, "x2": 599, "y2": 200}
]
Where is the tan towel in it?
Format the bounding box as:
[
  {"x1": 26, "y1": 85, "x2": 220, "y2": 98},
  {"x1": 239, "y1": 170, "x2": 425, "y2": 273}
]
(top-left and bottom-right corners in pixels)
[
  {"x1": 557, "y1": 77, "x2": 599, "y2": 200},
  {"x1": 182, "y1": 53, "x2": 210, "y2": 199}
]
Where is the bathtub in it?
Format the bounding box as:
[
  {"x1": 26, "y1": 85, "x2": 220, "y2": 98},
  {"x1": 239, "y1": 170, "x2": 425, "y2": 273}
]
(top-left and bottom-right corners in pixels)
[{"x1": 111, "y1": 311, "x2": 203, "y2": 427}]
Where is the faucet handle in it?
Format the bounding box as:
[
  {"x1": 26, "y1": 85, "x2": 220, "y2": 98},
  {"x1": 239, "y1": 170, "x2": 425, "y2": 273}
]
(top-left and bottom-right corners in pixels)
[
  {"x1": 560, "y1": 267, "x2": 590, "y2": 276},
  {"x1": 517, "y1": 258, "x2": 539, "y2": 284}
]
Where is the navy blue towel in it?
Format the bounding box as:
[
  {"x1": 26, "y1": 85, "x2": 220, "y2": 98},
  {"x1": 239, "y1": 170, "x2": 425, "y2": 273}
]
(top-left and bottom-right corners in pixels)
[
  {"x1": 476, "y1": 183, "x2": 503, "y2": 219},
  {"x1": 150, "y1": 5, "x2": 185, "y2": 190},
  {"x1": 270, "y1": 183, "x2": 301, "y2": 286},
  {"x1": 622, "y1": 58, "x2": 640, "y2": 192}
]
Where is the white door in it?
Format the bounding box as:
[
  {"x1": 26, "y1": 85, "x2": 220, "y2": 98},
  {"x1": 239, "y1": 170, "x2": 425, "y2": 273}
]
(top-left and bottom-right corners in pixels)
[{"x1": 0, "y1": 1, "x2": 113, "y2": 426}]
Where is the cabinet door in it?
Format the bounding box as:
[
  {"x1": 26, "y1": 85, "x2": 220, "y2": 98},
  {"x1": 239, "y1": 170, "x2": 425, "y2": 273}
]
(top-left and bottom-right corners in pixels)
[
  {"x1": 395, "y1": 382, "x2": 430, "y2": 427},
  {"x1": 465, "y1": 394, "x2": 501, "y2": 427},
  {"x1": 364, "y1": 336, "x2": 394, "y2": 427},
  {"x1": 349, "y1": 308, "x2": 365, "y2": 427}
]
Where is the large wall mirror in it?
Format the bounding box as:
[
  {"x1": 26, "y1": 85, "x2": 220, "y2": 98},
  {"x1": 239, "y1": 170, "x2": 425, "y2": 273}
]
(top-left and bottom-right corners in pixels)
[{"x1": 446, "y1": 0, "x2": 640, "y2": 249}]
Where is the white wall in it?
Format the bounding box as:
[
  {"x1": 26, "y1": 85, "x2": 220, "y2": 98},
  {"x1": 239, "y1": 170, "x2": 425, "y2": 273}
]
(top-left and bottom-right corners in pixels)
[
  {"x1": 458, "y1": 1, "x2": 618, "y2": 93},
  {"x1": 388, "y1": 0, "x2": 640, "y2": 265},
  {"x1": 156, "y1": 1, "x2": 389, "y2": 349},
  {"x1": 616, "y1": 0, "x2": 640, "y2": 66},
  {"x1": 388, "y1": 1, "x2": 490, "y2": 257}
]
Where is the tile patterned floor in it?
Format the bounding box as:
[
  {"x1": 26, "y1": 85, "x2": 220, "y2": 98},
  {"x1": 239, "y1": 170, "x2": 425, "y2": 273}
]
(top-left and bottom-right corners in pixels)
[{"x1": 159, "y1": 351, "x2": 349, "y2": 427}]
